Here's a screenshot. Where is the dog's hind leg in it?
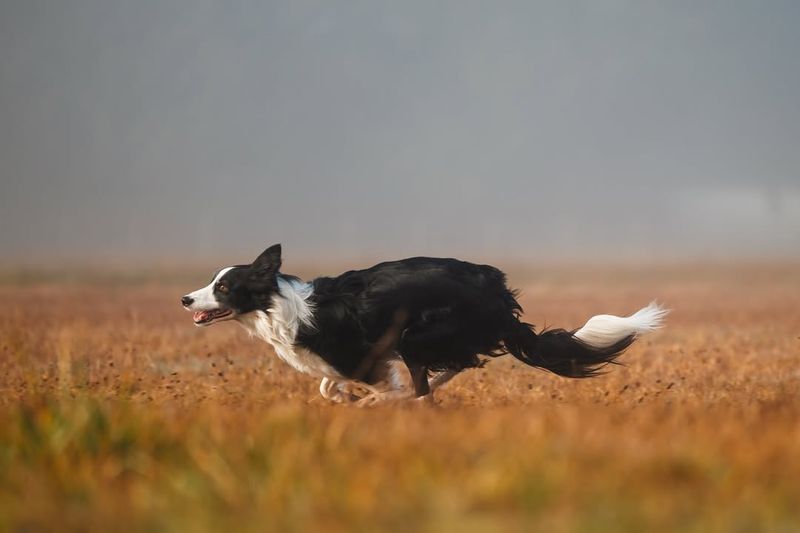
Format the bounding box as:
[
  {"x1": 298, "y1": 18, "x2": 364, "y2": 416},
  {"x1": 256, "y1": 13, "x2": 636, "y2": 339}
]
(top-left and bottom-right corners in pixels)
[
  {"x1": 355, "y1": 366, "x2": 460, "y2": 406},
  {"x1": 411, "y1": 370, "x2": 459, "y2": 405},
  {"x1": 355, "y1": 389, "x2": 415, "y2": 407},
  {"x1": 353, "y1": 359, "x2": 425, "y2": 407},
  {"x1": 407, "y1": 362, "x2": 430, "y2": 397},
  {"x1": 429, "y1": 370, "x2": 459, "y2": 392}
]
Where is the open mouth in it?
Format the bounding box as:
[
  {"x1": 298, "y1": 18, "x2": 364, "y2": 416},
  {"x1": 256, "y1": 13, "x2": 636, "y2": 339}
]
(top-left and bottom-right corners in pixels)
[{"x1": 193, "y1": 308, "x2": 233, "y2": 325}]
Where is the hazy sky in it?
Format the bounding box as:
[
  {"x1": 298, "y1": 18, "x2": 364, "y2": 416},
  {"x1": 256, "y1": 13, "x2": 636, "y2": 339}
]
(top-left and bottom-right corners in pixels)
[{"x1": 1, "y1": 1, "x2": 798, "y2": 263}]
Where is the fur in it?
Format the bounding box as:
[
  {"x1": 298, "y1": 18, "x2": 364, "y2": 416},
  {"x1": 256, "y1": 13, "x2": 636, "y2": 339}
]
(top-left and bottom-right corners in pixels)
[
  {"x1": 574, "y1": 301, "x2": 668, "y2": 348},
  {"x1": 236, "y1": 279, "x2": 342, "y2": 379},
  {"x1": 182, "y1": 244, "x2": 668, "y2": 402}
]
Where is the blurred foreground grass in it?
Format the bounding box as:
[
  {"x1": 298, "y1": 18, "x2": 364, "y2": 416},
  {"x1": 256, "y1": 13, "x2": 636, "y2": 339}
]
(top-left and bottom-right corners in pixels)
[
  {"x1": 1, "y1": 263, "x2": 799, "y2": 531},
  {"x1": 3, "y1": 396, "x2": 799, "y2": 532}
]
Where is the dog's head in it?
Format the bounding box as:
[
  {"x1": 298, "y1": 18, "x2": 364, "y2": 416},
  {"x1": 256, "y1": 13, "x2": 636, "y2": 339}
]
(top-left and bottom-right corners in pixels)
[{"x1": 181, "y1": 244, "x2": 283, "y2": 326}]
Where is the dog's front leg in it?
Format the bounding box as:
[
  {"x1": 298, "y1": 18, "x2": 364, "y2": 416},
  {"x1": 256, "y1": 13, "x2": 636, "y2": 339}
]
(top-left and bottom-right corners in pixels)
[
  {"x1": 319, "y1": 377, "x2": 346, "y2": 403},
  {"x1": 428, "y1": 370, "x2": 459, "y2": 392},
  {"x1": 319, "y1": 377, "x2": 383, "y2": 403}
]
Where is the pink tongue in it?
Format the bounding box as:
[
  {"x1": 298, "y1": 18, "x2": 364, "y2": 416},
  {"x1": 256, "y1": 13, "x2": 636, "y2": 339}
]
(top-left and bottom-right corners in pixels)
[{"x1": 193, "y1": 311, "x2": 207, "y2": 322}]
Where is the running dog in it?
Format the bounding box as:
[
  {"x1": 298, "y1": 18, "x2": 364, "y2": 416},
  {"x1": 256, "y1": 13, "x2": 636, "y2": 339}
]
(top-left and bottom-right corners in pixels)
[{"x1": 181, "y1": 244, "x2": 667, "y2": 404}]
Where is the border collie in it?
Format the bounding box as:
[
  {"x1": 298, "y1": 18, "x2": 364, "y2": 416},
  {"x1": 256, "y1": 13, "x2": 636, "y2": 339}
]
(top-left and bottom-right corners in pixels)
[{"x1": 181, "y1": 244, "x2": 667, "y2": 404}]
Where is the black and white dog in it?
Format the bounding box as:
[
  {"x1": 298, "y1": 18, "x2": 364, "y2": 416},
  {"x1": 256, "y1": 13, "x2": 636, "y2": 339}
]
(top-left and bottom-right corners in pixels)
[{"x1": 182, "y1": 244, "x2": 667, "y2": 404}]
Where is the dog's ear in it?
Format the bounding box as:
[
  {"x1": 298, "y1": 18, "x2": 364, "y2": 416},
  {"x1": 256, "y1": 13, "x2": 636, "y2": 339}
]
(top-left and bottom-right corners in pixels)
[{"x1": 252, "y1": 243, "x2": 282, "y2": 274}]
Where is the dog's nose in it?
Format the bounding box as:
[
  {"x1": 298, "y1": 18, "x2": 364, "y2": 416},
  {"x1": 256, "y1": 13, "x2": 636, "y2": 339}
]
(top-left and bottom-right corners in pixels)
[{"x1": 181, "y1": 296, "x2": 194, "y2": 307}]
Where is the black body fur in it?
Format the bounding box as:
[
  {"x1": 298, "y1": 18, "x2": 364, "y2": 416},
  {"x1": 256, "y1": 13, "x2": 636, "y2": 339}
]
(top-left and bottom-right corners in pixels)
[{"x1": 292, "y1": 255, "x2": 633, "y2": 385}]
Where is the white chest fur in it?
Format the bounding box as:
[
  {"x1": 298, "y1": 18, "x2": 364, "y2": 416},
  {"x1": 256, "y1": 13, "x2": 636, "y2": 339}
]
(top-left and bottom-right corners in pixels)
[{"x1": 236, "y1": 280, "x2": 342, "y2": 380}]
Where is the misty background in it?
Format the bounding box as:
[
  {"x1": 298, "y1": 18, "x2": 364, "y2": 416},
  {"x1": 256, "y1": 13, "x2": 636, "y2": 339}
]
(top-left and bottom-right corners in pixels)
[{"x1": 1, "y1": 1, "x2": 798, "y2": 265}]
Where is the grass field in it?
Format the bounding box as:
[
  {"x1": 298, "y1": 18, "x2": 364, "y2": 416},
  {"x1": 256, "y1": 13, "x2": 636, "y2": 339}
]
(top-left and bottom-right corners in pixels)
[{"x1": 1, "y1": 262, "x2": 799, "y2": 532}]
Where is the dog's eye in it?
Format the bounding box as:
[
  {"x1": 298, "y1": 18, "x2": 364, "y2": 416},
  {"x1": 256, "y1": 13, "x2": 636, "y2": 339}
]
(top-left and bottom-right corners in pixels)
[{"x1": 216, "y1": 283, "x2": 228, "y2": 294}]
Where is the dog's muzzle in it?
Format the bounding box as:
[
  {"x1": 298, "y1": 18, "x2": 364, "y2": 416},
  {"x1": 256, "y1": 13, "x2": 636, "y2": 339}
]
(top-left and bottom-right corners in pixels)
[{"x1": 192, "y1": 308, "x2": 233, "y2": 326}]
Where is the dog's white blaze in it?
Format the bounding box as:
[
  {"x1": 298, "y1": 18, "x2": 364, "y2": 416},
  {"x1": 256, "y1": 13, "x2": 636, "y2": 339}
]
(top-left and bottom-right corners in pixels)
[
  {"x1": 573, "y1": 301, "x2": 669, "y2": 349},
  {"x1": 237, "y1": 278, "x2": 343, "y2": 379},
  {"x1": 185, "y1": 266, "x2": 234, "y2": 311}
]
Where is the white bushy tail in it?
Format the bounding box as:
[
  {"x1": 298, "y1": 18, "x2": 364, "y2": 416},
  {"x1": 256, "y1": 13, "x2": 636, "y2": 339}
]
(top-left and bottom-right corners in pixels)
[{"x1": 573, "y1": 301, "x2": 669, "y2": 349}]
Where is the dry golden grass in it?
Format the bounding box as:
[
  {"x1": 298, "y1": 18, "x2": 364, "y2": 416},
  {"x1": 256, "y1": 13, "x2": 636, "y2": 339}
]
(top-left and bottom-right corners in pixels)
[{"x1": 1, "y1": 263, "x2": 799, "y2": 532}]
